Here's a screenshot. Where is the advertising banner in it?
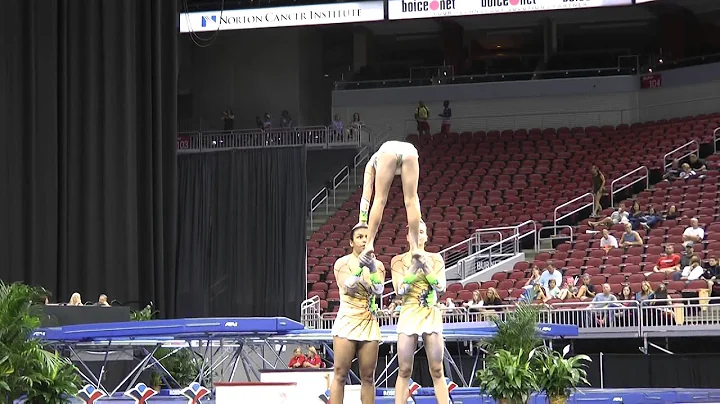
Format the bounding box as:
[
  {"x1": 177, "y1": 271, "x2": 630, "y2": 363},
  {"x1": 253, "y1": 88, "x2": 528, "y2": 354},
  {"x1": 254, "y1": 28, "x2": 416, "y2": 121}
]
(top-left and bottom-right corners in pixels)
[
  {"x1": 180, "y1": 1, "x2": 384, "y2": 32},
  {"x1": 388, "y1": 0, "x2": 632, "y2": 20}
]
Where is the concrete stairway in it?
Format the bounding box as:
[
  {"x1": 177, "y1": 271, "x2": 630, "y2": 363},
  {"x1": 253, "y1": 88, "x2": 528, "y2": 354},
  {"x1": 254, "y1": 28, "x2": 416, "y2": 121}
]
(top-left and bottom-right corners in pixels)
[{"x1": 306, "y1": 176, "x2": 362, "y2": 236}]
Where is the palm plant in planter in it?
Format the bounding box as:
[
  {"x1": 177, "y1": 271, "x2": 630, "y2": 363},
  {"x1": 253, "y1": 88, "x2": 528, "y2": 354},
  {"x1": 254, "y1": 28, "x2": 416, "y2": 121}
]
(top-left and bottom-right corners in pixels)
[
  {"x1": 476, "y1": 304, "x2": 543, "y2": 403},
  {"x1": 535, "y1": 346, "x2": 591, "y2": 404},
  {"x1": 0, "y1": 281, "x2": 81, "y2": 403},
  {"x1": 478, "y1": 349, "x2": 538, "y2": 404}
]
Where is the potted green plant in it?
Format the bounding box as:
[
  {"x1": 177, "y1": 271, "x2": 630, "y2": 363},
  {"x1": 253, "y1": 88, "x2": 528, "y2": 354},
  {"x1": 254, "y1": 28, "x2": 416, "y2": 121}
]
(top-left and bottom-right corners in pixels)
[
  {"x1": 535, "y1": 346, "x2": 591, "y2": 404},
  {"x1": 480, "y1": 303, "x2": 542, "y2": 358},
  {"x1": 478, "y1": 348, "x2": 538, "y2": 404},
  {"x1": 0, "y1": 281, "x2": 81, "y2": 403}
]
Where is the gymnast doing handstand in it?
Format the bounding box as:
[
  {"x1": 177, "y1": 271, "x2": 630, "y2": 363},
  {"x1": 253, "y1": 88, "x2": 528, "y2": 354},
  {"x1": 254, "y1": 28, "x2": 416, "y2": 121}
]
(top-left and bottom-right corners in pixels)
[
  {"x1": 358, "y1": 140, "x2": 423, "y2": 270},
  {"x1": 390, "y1": 221, "x2": 449, "y2": 404},
  {"x1": 329, "y1": 223, "x2": 385, "y2": 404}
]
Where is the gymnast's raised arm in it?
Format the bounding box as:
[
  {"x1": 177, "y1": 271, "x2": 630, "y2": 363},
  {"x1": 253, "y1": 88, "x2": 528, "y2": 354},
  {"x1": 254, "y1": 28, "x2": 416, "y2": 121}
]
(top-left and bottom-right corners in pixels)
[{"x1": 359, "y1": 160, "x2": 376, "y2": 224}]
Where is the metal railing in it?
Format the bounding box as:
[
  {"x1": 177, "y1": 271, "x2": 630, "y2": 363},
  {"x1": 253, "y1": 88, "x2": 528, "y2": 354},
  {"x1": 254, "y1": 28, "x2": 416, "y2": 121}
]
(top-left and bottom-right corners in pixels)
[
  {"x1": 662, "y1": 140, "x2": 699, "y2": 171},
  {"x1": 176, "y1": 125, "x2": 361, "y2": 153},
  {"x1": 610, "y1": 166, "x2": 649, "y2": 207},
  {"x1": 536, "y1": 225, "x2": 575, "y2": 251},
  {"x1": 300, "y1": 297, "x2": 720, "y2": 340},
  {"x1": 454, "y1": 231, "x2": 530, "y2": 280},
  {"x1": 331, "y1": 166, "x2": 350, "y2": 206},
  {"x1": 309, "y1": 188, "x2": 328, "y2": 229},
  {"x1": 398, "y1": 95, "x2": 720, "y2": 135},
  {"x1": 553, "y1": 193, "x2": 594, "y2": 228},
  {"x1": 715, "y1": 127, "x2": 720, "y2": 154}
]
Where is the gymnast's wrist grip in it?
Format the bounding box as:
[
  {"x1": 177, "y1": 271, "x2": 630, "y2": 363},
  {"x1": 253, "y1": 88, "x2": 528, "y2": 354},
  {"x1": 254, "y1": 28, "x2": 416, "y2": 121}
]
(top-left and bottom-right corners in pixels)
[
  {"x1": 369, "y1": 272, "x2": 383, "y2": 285},
  {"x1": 425, "y1": 273, "x2": 438, "y2": 285},
  {"x1": 403, "y1": 273, "x2": 417, "y2": 284},
  {"x1": 351, "y1": 267, "x2": 363, "y2": 277}
]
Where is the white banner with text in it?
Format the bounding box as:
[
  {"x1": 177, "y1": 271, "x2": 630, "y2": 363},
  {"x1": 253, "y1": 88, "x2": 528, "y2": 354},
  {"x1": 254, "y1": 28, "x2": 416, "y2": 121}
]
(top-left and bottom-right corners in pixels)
[
  {"x1": 180, "y1": 1, "x2": 384, "y2": 32},
  {"x1": 388, "y1": 0, "x2": 632, "y2": 20}
]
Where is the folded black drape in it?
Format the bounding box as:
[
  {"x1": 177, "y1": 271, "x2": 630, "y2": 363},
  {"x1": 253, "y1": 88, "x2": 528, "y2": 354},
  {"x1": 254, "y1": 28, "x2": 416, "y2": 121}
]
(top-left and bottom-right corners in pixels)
[
  {"x1": 176, "y1": 148, "x2": 307, "y2": 319},
  {"x1": 0, "y1": 0, "x2": 177, "y2": 316}
]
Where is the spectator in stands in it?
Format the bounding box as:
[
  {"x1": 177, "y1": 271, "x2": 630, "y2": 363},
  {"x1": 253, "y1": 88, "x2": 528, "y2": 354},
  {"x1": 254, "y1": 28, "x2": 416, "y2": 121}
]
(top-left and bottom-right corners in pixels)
[
  {"x1": 484, "y1": 288, "x2": 503, "y2": 309},
  {"x1": 635, "y1": 281, "x2": 653, "y2": 302},
  {"x1": 640, "y1": 206, "x2": 662, "y2": 229},
  {"x1": 702, "y1": 256, "x2": 720, "y2": 283},
  {"x1": 304, "y1": 346, "x2": 323, "y2": 368},
  {"x1": 589, "y1": 284, "x2": 619, "y2": 326},
  {"x1": 440, "y1": 297, "x2": 456, "y2": 309},
  {"x1": 679, "y1": 163, "x2": 697, "y2": 180},
  {"x1": 96, "y1": 294, "x2": 111, "y2": 307},
  {"x1": 680, "y1": 244, "x2": 696, "y2": 268},
  {"x1": 588, "y1": 203, "x2": 629, "y2": 228},
  {"x1": 675, "y1": 255, "x2": 704, "y2": 281},
  {"x1": 687, "y1": 154, "x2": 707, "y2": 171},
  {"x1": 438, "y1": 100, "x2": 452, "y2": 135},
  {"x1": 414, "y1": 101, "x2": 430, "y2": 136},
  {"x1": 221, "y1": 108, "x2": 234, "y2": 131},
  {"x1": 664, "y1": 205, "x2": 679, "y2": 220},
  {"x1": 288, "y1": 348, "x2": 306, "y2": 368},
  {"x1": 539, "y1": 261, "x2": 562, "y2": 289},
  {"x1": 590, "y1": 165, "x2": 606, "y2": 216},
  {"x1": 522, "y1": 266, "x2": 541, "y2": 289},
  {"x1": 462, "y1": 290, "x2": 484, "y2": 312},
  {"x1": 646, "y1": 284, "x2": 676, "y2": 325},
  {"x1": 520, "y1": 284, "x2": 546, "y2": 304},
  {"x1": 653, "y1": 245, "x2": 681, "y2": 275},
  {"x1": 618, "y1": 285, "x2": 633, "y2": 301},
  {"x1": 331, "y1": 114, "x2": 344, "y2": 140},
  {"x1": 68, "y1": 292, "x2": 83, "y2": 306},
  {"x1": 280, "y1": 110, "x2": 293, "y2": 128},
  {"x1": 620, "y1": 223, "x2": 644, "y2": 249},
  {"x1": 544, "y1": 279, "x2": 562, "y2": 301},
  {"x1": 599, "y1": 229, "x2": 618, "y2": 251},
  {"x1": 662, "y1": 160, "x2": 681, "y2": 182},
  {"x1": 262, "y1": 113, "x2": 272, "y2": 130},
  {"x1": 615, "y1": 285, "x2": 636, "y2": 325},
  {"x1": 576, "y1": 274, "x2": 596, "y2": 300},
  {"x1": 682, "y1": 218, "x2": 705, "y2": 245},
  {"x1": 628, "y1": 201, "x2": 643, "y2": 230},
  {"x1": 349, "y1": 112, "x2": 363, "y2": 140}
]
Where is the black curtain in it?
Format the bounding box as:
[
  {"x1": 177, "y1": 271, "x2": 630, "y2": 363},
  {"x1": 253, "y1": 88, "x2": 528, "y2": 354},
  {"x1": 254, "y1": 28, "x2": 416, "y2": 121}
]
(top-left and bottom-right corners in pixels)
[
  {"x1": 176, "y1": 147, "x2": 306, "y2": 319},
  {"x1": 0, "y1": 1, "x2": 177, "y2": 316}
]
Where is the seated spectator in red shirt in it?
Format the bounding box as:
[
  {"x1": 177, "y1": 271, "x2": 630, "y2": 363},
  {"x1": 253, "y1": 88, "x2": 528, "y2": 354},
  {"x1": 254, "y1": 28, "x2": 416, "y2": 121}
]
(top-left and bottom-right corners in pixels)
[
  {"x1": 288, "y1": 348, "x2": 306, "y2": 369},
  {"x1": 304, "y1": 346, "x2": 324, "y2": 368},
  {"x1": 653, "y1": 245, "x2": 681, "y2": 274}
]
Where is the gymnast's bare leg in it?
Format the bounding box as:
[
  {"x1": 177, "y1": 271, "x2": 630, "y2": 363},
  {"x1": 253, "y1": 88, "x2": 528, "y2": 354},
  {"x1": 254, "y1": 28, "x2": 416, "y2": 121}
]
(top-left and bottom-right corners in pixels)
[
  {"x1": 359, "y1": 152, "x2": 400, "y2": 264},
  {"x1": 359, "y1": 153, "x2": 423, "y2": 268}
]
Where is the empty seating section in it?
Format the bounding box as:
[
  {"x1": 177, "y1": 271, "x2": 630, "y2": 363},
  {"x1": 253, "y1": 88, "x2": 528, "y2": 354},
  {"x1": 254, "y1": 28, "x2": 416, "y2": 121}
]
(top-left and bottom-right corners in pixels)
[{"x1": 307, "y1": 112, "x2": 720, "y2": 313}]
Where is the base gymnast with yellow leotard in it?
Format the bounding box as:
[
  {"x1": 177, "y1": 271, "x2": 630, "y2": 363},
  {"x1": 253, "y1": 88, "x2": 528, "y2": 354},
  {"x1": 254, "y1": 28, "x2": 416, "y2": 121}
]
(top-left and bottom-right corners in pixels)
[
  {"x1": 390, "y1": 221, "x2": 449, "y2": 404},
  {"x1": 330, "y1": 223, "x2": 385, "y2": 404}
]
